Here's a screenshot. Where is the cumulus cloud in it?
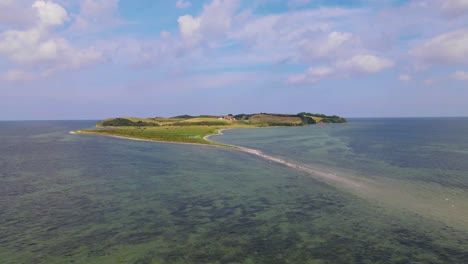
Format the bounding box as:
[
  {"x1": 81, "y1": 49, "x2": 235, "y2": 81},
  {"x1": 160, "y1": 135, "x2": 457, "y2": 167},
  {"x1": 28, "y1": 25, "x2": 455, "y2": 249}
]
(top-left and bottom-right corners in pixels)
[
  {"x1": 230, "y1": 7, "x2": 365, "y2": 69},
  {"x1": 288, "y1": 66, "x2": 334, "y2": 84},
  {"x1": 0, "y1": 27, "x2": 102, "y2": 67},
  {"x1": 178, "y1": 15, "x2": 201, "y2": 37},
  {"x1": 441, "y1": 0, "x2": 468, "y2": 17},
  {"x1": 301, "y1": 31, "x2": 357, "y2": 60},
  {"x1": 326, "y1": 32, "x2": 354, "y2": 50},
  {"x1": 308, "y1": 66, "x2": 335, "y2": 76},
  {"x1": 452, "y1": 70, "x2": 468, "y2": 81},
  {"x1": 174, "y1": 2, "x2": 372, "y2": 76},
  {"x1": 411, "y1": 29, "x2": 468, "y2": 66},
  {"x1": 0, "y1": 0, "x2": 103, "y2": 79},
  {"x1": 176, "y1": 0, "x2": 191, "y2": 9},
  {"x1": 289, "y1": 54, "x2": 394, "y2": 84},
  {"x1": 0, "y1": 29, "x2": 59, "y2": 64},
  {"x1": 336, "y1": 54, "x2": 394, "y2": 73},
  {"x1": 2, "y1": 0, "x2": 454, "y2": 87},
  {"x1": 0, "y1": 1, "x2": 70, "y2": 65},
  {"x1": 33, "y1": 0, "x2": 68, "y2": 26},
  {"x1": 202, "y1": 0, "x2": 239, "y2": 39},
  {"x1": 177, "y1": 0, "x2": 239, "y2": 42}
]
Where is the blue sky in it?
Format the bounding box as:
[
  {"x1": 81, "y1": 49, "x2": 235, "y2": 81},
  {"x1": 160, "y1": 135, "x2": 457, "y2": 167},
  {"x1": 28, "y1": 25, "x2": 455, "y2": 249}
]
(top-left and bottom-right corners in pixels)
[{"x1": 1, "y1": 0, "x2": 468, "y2": 120}]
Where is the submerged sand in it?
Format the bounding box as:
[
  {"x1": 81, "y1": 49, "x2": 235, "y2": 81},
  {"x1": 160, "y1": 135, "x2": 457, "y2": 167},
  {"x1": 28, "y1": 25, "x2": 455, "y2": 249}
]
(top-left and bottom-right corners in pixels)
[
  {"x1": 206, "y1": 129, "x2": 366, "y2": 189},
  {"x1": 73, "y1": 129, "x2": 364, "y2": 188},
  {"x1": 72, "y1": 128, "x2": 468, "y2": 230}
]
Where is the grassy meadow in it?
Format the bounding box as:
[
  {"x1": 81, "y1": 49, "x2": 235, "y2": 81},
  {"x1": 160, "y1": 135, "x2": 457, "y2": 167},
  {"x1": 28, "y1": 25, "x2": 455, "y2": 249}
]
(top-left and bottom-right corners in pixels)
[
  {"x1": 248, "y1": 114, "x2": 303, "y2": 125},
  {"x1": 75, "y1": 113, "x2": 346, "y2": 146},
  {"x1": 75, "y1": 125, "x2": 249, "y2": 147}
]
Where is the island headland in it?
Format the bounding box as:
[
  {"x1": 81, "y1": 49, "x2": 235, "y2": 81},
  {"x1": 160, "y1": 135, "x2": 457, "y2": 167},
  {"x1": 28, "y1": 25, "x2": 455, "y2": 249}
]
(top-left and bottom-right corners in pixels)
[
  {"x1": 73, "y1": 112, "x2": 346, "y2": 147},
  {"x1": 73, "y1": 112, "x2": 355, "y2": 187}
]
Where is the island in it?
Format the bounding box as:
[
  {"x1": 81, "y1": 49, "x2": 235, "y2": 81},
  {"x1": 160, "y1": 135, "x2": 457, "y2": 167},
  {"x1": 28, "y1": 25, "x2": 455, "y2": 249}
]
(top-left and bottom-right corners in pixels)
[{"x1": 73, "y1": 112, "x2": 346, "y2": 147}]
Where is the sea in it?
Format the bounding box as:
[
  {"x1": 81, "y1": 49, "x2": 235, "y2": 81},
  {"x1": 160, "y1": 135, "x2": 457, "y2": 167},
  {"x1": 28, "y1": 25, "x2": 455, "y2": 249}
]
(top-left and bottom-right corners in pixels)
[{"x1": 0, "y1": 118, "x2": 467, "y2": 263}]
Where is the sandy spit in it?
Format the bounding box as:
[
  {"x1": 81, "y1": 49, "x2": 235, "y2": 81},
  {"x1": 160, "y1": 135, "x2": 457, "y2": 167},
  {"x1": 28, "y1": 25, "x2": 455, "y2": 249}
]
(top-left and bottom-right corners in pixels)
[{"x1": 71, "y1": 128, "x2": 364, "y2": 189}]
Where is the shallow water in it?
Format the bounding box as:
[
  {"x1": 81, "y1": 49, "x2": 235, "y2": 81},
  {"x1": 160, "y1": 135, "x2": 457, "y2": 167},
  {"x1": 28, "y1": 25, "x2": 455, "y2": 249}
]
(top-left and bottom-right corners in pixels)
[
  {"x1": 212, "y1": 118, "x2": 468, "y2": 231},
  {"x1": 1, "y1": 120, "x2": 467, "y2": 263}
]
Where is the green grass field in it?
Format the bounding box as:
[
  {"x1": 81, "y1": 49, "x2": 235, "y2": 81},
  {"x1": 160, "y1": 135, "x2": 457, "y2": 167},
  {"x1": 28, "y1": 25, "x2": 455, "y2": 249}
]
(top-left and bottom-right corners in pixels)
[
  {"x1": 75, "y1": 125, "x2": 249, "y2": 147},
  {"x1": 80, "y1": 113, "x2": 346, "y2": 146},
  {"x1": 248, "y1": 114, "x2": 302, "y2": 125}
]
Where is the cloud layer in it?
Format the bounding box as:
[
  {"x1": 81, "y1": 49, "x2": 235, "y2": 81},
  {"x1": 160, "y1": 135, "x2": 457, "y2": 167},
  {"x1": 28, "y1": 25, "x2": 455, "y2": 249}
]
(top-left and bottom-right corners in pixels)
[
  {"x1": 1, "y1": 0, "x2": 468, "y2": 119},
  {"x1": 0, "y1": 0, "x2": 103, "y2": 79},
  {"x1": 2, "y1": 0, "x2": 465, "y2": 84}
]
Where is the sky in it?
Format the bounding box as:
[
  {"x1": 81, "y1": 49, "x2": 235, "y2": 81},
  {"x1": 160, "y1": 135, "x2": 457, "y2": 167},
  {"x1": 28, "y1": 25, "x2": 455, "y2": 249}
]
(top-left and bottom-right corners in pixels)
[{"x1": 1, "y1": 0, "x2": 468, "y2": 120}]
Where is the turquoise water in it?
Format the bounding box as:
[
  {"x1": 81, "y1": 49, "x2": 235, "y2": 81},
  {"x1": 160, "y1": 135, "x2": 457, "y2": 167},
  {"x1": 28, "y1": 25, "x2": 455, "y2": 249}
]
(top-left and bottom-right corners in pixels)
[{"x1": 1, "y1": 119, "x2": 467, "y2": 263}]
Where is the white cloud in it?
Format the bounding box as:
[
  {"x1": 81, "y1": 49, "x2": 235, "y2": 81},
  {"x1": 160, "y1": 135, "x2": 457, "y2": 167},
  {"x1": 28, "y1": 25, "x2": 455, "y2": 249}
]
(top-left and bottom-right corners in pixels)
[
  {"x1": 0, "y1": 0, "x2": 103, "y2": 78},
  {"x1": 336, "y1": 54, "x2": 394, "y2": 73},
  {"x1": 411, "y1": 29, "x2": 468, "y2": 66},
  {"x1": 288, "y1": 66, "x2": 334, "y2": 84},
  {"x1": 176, "y1": 0, "x2": 191, "y2": 9},
  {"x1": 327, "y1": 32, "x2": 354, "y2": 49},
  {"x1": 231, "y1": 8, "x2": 365, "y2": 67},
  {"x1": 173, "y1": 2, "x2": 370, "y2": 75},
  {"x1": 0, "y1": 0, "x2": 69, "y2": 59},
  {"x1": 302, "y1": 31, "x2": 357, "y2": 59},
  {"x1": 33, "y1": 0, "x2": 68, "y2": 26},
  {"x1": 198, "y1": 0, "x2": 239, "y2": 39},
  {"x1": 0, "y1": 27, "x2": 102, "y2": 66},
  {"x1": 178, "y1": 15, "x2": 201, "y2": 37},
  {"x1": 441, "y1": 0, "x2": 468, "y2": 17},
  {"x1": 452, "y1": 70, "x2": 468, "y2": 81},
  {"x1": 177, "y1": 0, "x2": 241, "y2": 42},
  {"x1": 308, "y1": 66, "x2": 335, "y2": 77},
  {"x1": 289, "y1": 54, "x2": 393, "y2": 84},
  {"x1": 398, "y1": 74, "x2": 412, "y2": 81},
  {"x1": 0, "y1": 28, "x2": 58, "y2": 64}
]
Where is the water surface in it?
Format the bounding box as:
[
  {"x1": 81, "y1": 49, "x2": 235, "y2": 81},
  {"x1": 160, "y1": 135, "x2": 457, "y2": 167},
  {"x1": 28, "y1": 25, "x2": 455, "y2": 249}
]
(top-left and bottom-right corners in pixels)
[
  {"x1": 1, "y1": 120, "x2": 467, "y2": 263},
  {"x1": 212, "y1": 118, "x2": 468, "y2": 230}
]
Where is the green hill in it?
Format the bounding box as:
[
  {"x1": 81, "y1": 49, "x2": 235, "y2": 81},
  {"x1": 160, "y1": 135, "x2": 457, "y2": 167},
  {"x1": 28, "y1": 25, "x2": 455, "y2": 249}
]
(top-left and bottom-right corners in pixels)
[
  {"x1": 77, "y1": 113, "x2": 346, "y2": 146},
  {"x1": 97, "y1": 113, "x2": 346, "y2": 128}
]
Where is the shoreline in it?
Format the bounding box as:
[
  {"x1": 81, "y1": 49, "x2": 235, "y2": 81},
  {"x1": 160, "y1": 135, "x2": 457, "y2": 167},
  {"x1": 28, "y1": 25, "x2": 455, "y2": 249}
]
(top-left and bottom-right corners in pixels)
[
  {"x1": 70, "y1": 128, "x2": 468, "y2": 231},
  {"x1": 71, "y1": 129, "x2": 364, "y2": 188},
  {"x1": 71, "y1": 130, "x2": 236, "y2": 149}
]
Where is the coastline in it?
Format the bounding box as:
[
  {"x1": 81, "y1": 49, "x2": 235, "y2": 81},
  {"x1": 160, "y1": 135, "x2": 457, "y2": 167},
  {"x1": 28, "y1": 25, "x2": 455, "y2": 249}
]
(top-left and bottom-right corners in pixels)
[
  {"x1": 70, "y1": 130, "x2": 236, "y2": 149},
  {"x1": 71, "y1": 129, "x2": 364, "y2": 189},
  {"x1": 203, "y1": 128, "x2": 230, "y2": 141},
  {"x1": 70, "y1": 124, "x2": 468, "y2": 231}
]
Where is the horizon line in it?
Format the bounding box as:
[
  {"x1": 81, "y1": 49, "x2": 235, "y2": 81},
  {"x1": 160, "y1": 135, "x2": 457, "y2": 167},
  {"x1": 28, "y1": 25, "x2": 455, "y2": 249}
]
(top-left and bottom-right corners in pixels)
[{"x1": 1, "y1": 116, "x2": 468, "y2": 122}]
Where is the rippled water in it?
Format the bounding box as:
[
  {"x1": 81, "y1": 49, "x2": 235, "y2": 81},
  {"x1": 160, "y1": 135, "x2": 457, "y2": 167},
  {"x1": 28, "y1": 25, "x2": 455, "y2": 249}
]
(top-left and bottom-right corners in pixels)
[
  {"x1": 212, "y1": 118, "x2": 468, "y2": 231},
  {"x1": 1, "y1": 119, "x2": 467, "y2": 263}
]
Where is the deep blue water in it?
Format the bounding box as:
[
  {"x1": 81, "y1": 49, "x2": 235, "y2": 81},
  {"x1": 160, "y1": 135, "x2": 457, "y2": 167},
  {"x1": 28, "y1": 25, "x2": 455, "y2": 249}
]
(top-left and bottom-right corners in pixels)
[{"x1": 1, "y1": 119, "x2": 467, "y2": 263}]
